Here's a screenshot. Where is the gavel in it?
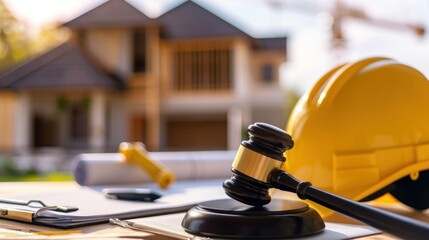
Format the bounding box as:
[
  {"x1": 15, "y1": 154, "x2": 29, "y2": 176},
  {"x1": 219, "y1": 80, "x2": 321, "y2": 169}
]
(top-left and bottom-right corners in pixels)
[{"x1": 223, "y1": 122, "x2": 429, "y2": 240}]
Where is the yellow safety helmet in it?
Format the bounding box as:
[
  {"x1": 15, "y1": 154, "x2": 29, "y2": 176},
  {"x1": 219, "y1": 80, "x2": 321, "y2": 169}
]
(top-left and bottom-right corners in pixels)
[{"x1": 285, "y1": 57, "x2": 429, "y2": 216}]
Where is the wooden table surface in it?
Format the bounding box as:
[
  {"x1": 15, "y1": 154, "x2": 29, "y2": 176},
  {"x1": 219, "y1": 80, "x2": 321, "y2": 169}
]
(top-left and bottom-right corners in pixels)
[{"x1": 0, "y1": 181, "x2": 427, "y2": 239}]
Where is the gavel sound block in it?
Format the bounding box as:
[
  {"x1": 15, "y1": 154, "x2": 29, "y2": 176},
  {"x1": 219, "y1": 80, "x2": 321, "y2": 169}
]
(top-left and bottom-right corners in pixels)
[{"x1": 182, "y1": 122, "x2": 429, "y2": 240}]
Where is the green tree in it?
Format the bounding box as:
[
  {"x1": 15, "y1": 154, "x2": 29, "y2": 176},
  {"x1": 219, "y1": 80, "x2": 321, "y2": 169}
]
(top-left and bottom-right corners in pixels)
[
  {"x1": 0, "y1": 0, "x2": 31, "y2": 71},
  {"x1": 31, "y1": 23, "x2": 69, "y2": 54},
  {"x1": 0, "y1": 0, "x2": 69, "y2": 72}
]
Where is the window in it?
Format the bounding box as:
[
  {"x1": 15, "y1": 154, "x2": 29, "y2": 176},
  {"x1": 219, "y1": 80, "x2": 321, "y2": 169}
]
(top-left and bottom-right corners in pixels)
[
  {"x1": 261, "y1": 63, "x2": 274, "y2": 84},
  {"x1": 70, "y1": 103, "x2": 89, "y2": 140},
  {"x1": 32, "y1": 114, "x2": 59, "y2": 147},
  {"x1": 133, "y1": 31, "x2": 147, "y2": 72},
  {"x1": 171, "y1": 43, "x2": 231, "y2": 92}
]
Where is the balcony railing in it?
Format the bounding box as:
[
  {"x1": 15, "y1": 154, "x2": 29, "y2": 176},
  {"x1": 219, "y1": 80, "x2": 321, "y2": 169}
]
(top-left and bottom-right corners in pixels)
[{"x1": 170, "y1": 42, "x2": 232, "y2": 93}]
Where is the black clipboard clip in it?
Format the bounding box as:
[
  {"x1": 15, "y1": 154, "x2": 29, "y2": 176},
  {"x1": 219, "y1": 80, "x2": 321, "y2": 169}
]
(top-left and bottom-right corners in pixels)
[{"x1": 0, "y1": 198, "x2": 78, "y2": 223}]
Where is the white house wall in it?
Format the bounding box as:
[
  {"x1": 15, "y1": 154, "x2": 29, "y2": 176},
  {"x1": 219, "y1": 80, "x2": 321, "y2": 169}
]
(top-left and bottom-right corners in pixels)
[
  {"x1": 232, "y1": 38, "x2": 252, "y2": 126},
  {"x1": 162, "y1": 94, "x2": 234, "y2": 114},
  {"x1": 249, "y1": 49, "x2": 287, "y2": 129},
  {"x1": 0, "y1": 92, "x2": 28, "y2": 152},
  {"x1": 106, "y1": 93, "x2": 128, "y2": 150},
  {"x1": 89, "y1": 91, "x2": 106, "y2": 151},
  {"x1": 85, "y1": 28, "x2": 132, "y2": 78}
]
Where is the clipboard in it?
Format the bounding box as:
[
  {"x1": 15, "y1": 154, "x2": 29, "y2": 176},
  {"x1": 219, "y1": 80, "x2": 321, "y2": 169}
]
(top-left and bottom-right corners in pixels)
[
  {"x1": 0, "y1": 179, "x2": 227, "y2": 228},
  {"x1": 0, "y1": 198, "x2": 79, "y2": 222},
  {"x1": 0, "y1": 207, "x2": 34, "y2": 222}
]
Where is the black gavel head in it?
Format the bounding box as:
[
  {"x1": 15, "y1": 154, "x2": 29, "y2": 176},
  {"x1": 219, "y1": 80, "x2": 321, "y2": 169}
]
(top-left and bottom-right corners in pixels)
[{"x1": 223, "y1": 122, "x2": 294, "y2": 206}]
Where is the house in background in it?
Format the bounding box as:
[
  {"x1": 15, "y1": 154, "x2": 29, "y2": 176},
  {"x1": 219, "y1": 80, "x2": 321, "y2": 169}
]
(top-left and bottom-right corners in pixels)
[{"x1": 0, "y1": 0, "x2": 287, "y2": 154}]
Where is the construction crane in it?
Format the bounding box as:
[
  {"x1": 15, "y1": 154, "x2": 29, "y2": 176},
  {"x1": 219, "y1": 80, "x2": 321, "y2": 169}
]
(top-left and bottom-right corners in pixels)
[
  {"x1": 330, "y1": 0, "x2": 425, "y2": 49},
  {"x1": 267, "y1": 0, "x2": 425, "y2": 49}
]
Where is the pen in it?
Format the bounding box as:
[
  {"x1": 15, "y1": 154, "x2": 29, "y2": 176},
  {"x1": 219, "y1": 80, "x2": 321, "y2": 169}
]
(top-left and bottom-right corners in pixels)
[
  {"x1": 102, "y1": 188, "x2": 162, "y2": 202},
  {"x1": 109, "y1": 218, "x2": 203, "y2": 240}
]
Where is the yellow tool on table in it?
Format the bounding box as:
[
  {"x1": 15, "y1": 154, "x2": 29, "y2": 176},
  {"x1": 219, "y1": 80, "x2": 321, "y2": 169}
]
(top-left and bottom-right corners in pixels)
[{"x1": 119, "y1": 142, "x2": 175, "y2": 189}]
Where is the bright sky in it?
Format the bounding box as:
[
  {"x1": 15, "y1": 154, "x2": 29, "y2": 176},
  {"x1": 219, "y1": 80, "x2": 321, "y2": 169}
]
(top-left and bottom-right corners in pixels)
[{"x1": 4, "y1": 0, "x2": 104, "y2": 32}]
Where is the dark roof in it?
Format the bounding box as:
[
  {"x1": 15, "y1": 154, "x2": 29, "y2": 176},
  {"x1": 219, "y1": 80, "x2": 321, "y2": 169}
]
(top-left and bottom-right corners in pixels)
[
  {"x1": 63, "y1": 0, "x2": 154, "y2": 29},
  {"x1": 0, "y1": 42, "x2": 122, "y2": 90},
  {"x1": 63, "y1": 0, "x2": 286, "y2": 42},
  {"x1": 157, "y1": 1, "x2": 249, "y2": 39},
  {"x1": 253, "y1": 38, "x2": 287, "y2": 51}
]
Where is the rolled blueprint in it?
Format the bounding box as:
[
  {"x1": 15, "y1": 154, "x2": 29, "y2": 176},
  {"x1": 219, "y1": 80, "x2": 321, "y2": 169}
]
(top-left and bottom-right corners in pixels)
[{"x1": 72, "y1": 151, "x2": 236, "y2": 186}]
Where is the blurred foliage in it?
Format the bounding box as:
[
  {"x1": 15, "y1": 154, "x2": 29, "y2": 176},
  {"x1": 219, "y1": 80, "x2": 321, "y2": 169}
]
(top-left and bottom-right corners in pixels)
[
  {"x1": 0, "y1": 156, "x2": 72, "y2": 181},
  {"x1": 0, "y1": 0, "x2": 29, "y2": 71},
  {"x1": 56, "y1": 95, "x2": 69, "y2": 113},
  {"x1": 0, "y1": 156, "x2": 20, "y2": 175},
  {"x1": 0, "y1": 0, "x2": 69, "y2": 72},
  {"x1": 0, "y1": 172, "x2": 73, "y2": 182}
]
